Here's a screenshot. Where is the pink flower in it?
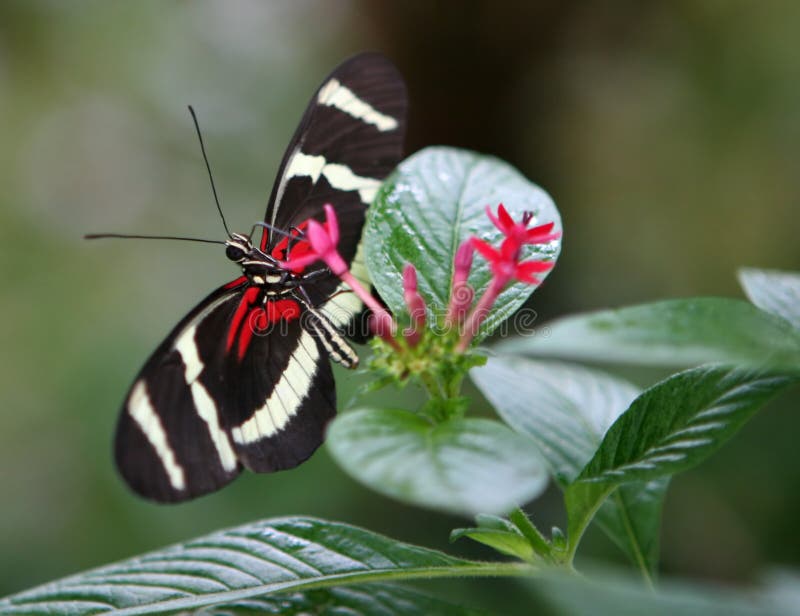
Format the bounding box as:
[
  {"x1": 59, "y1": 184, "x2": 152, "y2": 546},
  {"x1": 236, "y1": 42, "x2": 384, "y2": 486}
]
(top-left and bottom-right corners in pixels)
[
  {"x1": 277, "y1": 204, "x2": 347, "y2": 275},
  {"x1": 283, "y1": 202, "x2": 558, "y2": 357},
  {"x1": 486, "y1": 203, "x2": 560, "y2": 247},
  {"x1": 281, "y1": 204, "x2": 397, "y2": 346},
  {"x1": 470, "y1": 237, "x2": 554, "y2": 287},
  {"x1": 403, "y1": 264, "x2": 426, "y2": 324},
  {"x1": 402, "y1": 264, "x2": 426, "y2": 346},
  {"x1": 452, "y1": 240, "x2": 474, "y2": 288},
  {"x1": 457, "y1": 205, "x2": 559, "y2": 351},
  {"x1": 445, "y1": 241, "x2": 475, "y2": 326}
]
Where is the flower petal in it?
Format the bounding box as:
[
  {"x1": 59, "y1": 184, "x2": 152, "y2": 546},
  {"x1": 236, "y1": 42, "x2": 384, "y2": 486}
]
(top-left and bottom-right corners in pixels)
[
  {"x1": 515, "y1": 260, "x2": 554, "y2": 284},
  {"x1": 485, "y1": 205, "x2": 504, "y2": 233},
  {"x1": 454, "y1": 240, "x2": 475, "y2": 273},
  {"x1": 496, "y1": 203, "x2": 515, "y2": 230},
  {"x1": 451, "y1": 240, "x2": 474, "y2": 289},
  {"x1": 277, "y1": 252, "x2": 320, "y2": 272},
  {"x1": 515, "y1": 272, "x2": 542, "y2": 285},
  {"x1": 500, "y1": 237, "x2": 520, "y2": 260},
  {"x1": 306, "y1": 219, "x2": 334, "y2": 254},
  {"x1": 518, "y1": 259, "x2": 554, "y2": 273},
  {"x1": 470, "y1": 237, "x2": 500, "y2": 262},
  {"x1": 322, "y1": 203, "x2": 339, "y2": 245},
  {"x1": 403, "y1": 263, "x2": 418, "y2": 292},
  {"x1": 525, "y1": 221, "x2": 554, "y2": 237},
  {"x1": 525, "y1": 223, "x2": 560, "y2": 244}
]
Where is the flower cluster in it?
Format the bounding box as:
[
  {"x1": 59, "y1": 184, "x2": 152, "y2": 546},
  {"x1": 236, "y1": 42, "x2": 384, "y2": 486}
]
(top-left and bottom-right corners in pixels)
[
  {"x1": 456, "y1": 204, "x2": 560, "y2": 351},
  {"x1": 293, "y1": 202, "x2": 559, "y2": 354}
]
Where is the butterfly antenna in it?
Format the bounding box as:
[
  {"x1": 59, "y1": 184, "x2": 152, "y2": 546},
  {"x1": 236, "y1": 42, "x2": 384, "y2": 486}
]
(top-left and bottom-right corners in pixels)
[
  {"x1": 188, "y1": 105, "x2": 231, "y2": 237},
  {"x1": 84, "y1": 233, "x2": 226, "y2": 245},
  {"x1": 251, "y1": 221, "x2": 300, "y2": 241}
]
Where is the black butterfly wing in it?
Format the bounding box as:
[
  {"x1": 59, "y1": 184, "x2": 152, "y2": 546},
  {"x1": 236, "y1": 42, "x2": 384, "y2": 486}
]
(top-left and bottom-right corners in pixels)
[
  {"x1": 115, "y1": 54, "x2": 408, "y2": 502},
  {"x1": 199, "y1": 310, "x2": 337, "y2": 474},
  {"x1": 116, "y1": 282, "x2": 338, "y2": 501},
  {"x1": 115, "y1": 282, "x2": 246, "y2": 503},
  {"x1": 261, "y1": 52, "x2": 407, "y2": 301}
]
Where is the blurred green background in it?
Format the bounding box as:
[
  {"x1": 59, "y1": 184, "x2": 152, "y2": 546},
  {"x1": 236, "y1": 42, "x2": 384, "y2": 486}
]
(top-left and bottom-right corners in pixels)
[{"x1": 1, "y1": 1, "x2": 799, "y2": 611}]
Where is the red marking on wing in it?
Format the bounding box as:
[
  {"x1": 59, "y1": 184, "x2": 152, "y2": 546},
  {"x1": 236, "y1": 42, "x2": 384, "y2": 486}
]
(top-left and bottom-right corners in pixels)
[
  {"x1": 237, "y1": 307, "x2": 266, "y2": 360},
  {"x1": 266, "y1": 298, "x2": 301, "y2": 323},
  {"x1": 234, "y1": 299, "x2": 300, "y2": 361},
  {"x1": 271, "y1": 221, "x2": 313, "y2": 273},
  {"x1": 223, "y1": 276, "x2": 248, "y2": 290},
  {"x1": 252, "y1": 307, "x2": 268, "y2": 330},
  {"x1": 259, "y1": 225, "x2": 269, "y2": 251},
  {"x1": 226, "y1": 286, "x2": 260, "y2": 353}
]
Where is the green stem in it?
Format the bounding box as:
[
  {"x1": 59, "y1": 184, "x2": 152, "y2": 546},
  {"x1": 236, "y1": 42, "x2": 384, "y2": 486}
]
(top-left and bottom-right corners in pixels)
[
  {"x1": 445, "y1": 373, "x2": 464, "y2": 399},
  {"x1": 420, "y1": 372, "x2": 443, "y2": 401},
  {"x1": 509, "y1": 508, "x2": 553, "y2": 561}
]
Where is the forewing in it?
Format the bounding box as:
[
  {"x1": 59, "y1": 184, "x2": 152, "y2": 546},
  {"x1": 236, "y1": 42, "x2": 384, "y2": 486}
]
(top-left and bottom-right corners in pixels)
[
  {"x1": 261, "y1": 52, "x2": 408, "y2": 280},
  {"x1": 261, "y1": 53, "x2": 406, "y2": 337},
  {"x1": 115, "y1": 284, "x2": 246, "y2": 503}
]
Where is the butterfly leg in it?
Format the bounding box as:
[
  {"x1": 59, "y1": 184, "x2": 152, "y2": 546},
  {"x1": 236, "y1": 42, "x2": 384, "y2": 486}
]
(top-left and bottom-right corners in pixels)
[{"x1": 295, "y1": 293, "x2": 359, "y2": 369}]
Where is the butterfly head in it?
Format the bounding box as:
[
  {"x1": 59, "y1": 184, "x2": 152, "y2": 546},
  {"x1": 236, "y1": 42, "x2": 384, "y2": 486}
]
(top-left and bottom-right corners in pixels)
[
  {"x1": 225, "y1": 231, "x2": 292, "y2": 289},
  {"x1": 224, "y1": 233, "x2": 254, "y2": 263}
]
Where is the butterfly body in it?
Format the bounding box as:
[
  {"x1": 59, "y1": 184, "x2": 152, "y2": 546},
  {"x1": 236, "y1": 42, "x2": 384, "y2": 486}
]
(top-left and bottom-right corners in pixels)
[
  {"x1": 111, "y1": 53, "x2": 407, "y2": 502},
  {"x1": 224, "y1": 231, "x2": 315, "y2": 299}
]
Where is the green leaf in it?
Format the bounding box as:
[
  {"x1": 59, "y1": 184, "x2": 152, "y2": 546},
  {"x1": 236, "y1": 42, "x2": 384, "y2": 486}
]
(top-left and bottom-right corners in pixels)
[
  {"x1": 565, "y1": 366, "x2": 795, "y2": 549},
  {"x1": 451, "y1": 513, "x2": 546, "y2": 562},
  {"x1": 533, "y1": 570, "x2": 773, "y2": 616},
  {"x1": 760, "y1": 569, "x2": 800, "y2": 615},
  {"x1": 472, "y1": 358, "x2": 640, "y2": 484},
  {"x1": 596, "y1": 481, "x2": 668, "y2": 577},
  {"x1": 365, "y1": 146, "x2": 561, "y2": 339},
  {"x1": 450, "y1": 527, "x2": 535, "y2": 562},
  {"x1": 474, "y1": 513, "x2": 520, "y2": 532},
  {"x1": 471, "y1": 358, "x2": 667, "y2": 575},
  {"x1": 0, "y1": 517, "x2": 526, "y2": 615},
  {"x1": 739, "y1": 267, "x2": 800, "y2": 329},
  {"x1": 577, "y1": 366, "x2": 793, "y2": 485},
  {"x1": 564, "y1": 482, "x2": 617, "y2": 561},
  {"x1": 496, "y1": 298, "x2": 800, "y2": 370},
  {"x1": 327, "y1": 409, "x2": 549, "y2": 516},
  {"x1": 193, "y1": 584, "x2": 485, "y2": 616}
]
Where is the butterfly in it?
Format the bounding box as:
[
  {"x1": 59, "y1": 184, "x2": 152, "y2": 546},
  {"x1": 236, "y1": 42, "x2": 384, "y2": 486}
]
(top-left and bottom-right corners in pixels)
[{"x1": 103, "y1": 53, "x2": 407, "y2": 502}]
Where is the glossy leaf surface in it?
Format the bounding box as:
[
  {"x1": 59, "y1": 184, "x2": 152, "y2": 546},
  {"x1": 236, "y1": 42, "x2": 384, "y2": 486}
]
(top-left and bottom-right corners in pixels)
[{"x1": 365, "y1": 146, "x2": 561, "y2": 339}]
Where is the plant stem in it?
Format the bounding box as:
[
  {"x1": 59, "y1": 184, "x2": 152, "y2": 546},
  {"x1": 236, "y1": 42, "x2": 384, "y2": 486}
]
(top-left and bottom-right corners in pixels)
[
  {"x1": 510, "y1": 508, "x2": 553, "y2": 560},
  {"x1": 445, "y1": 374, "x2": 464, "y2": 399},
  {"x1": 420, "y1": 372, "x2": 444, "y2": 402}
]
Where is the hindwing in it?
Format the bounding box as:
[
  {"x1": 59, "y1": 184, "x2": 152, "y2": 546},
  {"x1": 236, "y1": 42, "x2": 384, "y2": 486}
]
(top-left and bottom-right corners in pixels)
[{"x1": 116, "y1": 282, "x2": 341, "y2": 502}]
